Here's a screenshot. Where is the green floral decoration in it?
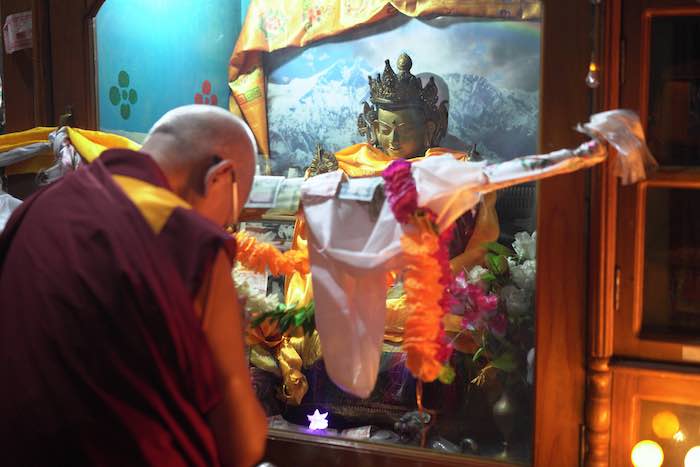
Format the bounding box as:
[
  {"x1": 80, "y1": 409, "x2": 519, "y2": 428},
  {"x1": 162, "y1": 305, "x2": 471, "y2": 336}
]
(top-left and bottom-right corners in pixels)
[
  {"x1": 250, "y1": 301, "x2": 316, "y2": 336},
  {"x1": 109, "y1": 70, "x2": 138, "y2": 120}
]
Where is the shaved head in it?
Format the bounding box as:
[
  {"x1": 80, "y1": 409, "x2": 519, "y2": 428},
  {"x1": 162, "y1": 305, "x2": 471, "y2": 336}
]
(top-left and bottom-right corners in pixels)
[{"x1": 142, "y1": 105, "x2": 257, "y2": 225}]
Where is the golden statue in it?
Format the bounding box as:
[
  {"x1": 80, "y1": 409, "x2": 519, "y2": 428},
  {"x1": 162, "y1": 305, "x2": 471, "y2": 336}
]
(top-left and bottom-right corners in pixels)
[{"x1": 288, "y1": 53, "x2": 500, "y2": 342}]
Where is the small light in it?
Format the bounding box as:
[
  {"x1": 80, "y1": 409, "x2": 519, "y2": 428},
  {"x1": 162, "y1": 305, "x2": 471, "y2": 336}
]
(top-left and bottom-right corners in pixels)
[
  {"x1": 307, "y1": 409, "x2": 329, "y2": 430},
  {"x1": 652, "y1": 410, "x2": 680, "y2": 439},
  {"x1": 685, "y1": 446, "x2": 700, "y2": 467},
  {"x1": 631, "y1": 440, "x2": 664, "y2": 467},
  {"x1": 586, "y1": 61, "x2": 600, "y2": 88},
  {"x1": 675, "y1": 431, "x2": 688, "y2": 443}
]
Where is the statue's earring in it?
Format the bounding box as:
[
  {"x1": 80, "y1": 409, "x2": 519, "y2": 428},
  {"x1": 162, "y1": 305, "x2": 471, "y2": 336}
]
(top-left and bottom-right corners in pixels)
[{"x1": 425, "y1": 121, "x2": 437, "y2": 148}]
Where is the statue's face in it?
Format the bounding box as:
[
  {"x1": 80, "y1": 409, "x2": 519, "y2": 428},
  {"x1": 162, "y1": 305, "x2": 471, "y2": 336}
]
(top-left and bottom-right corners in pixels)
[{"x1": 373, "y1": 107, "x2": 431, "y2": 159}]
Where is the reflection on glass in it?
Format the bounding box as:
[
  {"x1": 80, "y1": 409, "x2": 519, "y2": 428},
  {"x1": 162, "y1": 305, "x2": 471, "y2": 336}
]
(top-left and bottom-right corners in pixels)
[
  {"x1": 239, "y1": 14, "x2": 541, "y2": 463},
  {"x1": 647, "y1": 15, "x2": 700, "y2": 166},
  {"x1": 643, "y1": 188, "x2": 700, "y2": 339},
  {"x1": 631, "y1": 440, "x2": 664, "y2": 467},
  {"x1": 687, "y1": 446, "x2": 700, "y2": 467},
  {"x1": 639, "y1": 400, "x2": 700, "y2": 467}
]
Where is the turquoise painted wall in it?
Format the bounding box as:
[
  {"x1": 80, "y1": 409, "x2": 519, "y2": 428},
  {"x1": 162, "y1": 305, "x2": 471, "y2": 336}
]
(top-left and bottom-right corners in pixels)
[{"x1": 96, "y1": 0, "x2": 248, "y2": 140}]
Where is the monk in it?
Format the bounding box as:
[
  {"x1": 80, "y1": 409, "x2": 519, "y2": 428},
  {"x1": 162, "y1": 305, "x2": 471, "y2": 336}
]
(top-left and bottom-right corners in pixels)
[{"x1": 0, "y1": 106, "x2": 267, "y2": 466}]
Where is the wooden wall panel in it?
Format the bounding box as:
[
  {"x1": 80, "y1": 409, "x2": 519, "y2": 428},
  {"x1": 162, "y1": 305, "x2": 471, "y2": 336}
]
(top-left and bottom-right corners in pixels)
[
  {"x1": 2, "y1": 0, "x2": 36, "y2": 131},
  {"x1": 533, "y1": 0, "x2": 592, "y2": 465},
  {"x1": 47, "y1": 0, "x2": 93, "y2": 128}
]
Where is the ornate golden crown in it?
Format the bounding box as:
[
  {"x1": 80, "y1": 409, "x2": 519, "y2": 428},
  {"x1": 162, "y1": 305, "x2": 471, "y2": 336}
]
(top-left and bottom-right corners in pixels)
[{"x1": 368, "y1": 53, "x2": 439, "y2": 111}]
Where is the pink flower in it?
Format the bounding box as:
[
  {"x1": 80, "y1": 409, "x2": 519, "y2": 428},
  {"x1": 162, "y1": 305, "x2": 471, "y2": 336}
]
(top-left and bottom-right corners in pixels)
[
  {"x1": 488, "y1": 313, "x2": 508, "y2": 337},
  {"x1": 382, "y1": 159, "x2": 418, "y2": 224},
  {"x1": 436, "y1": 341, "x2": 454, "y2": 363},
  {"x1": 476, "y1": 293, "x2": 498, "y2": 314},
  {"x1": 458, "y1": 283, "x2": 500, "y2": 331}
]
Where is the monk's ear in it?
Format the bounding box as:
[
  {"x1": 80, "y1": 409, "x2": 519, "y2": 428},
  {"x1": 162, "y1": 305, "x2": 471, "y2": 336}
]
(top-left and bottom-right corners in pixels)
[{"x1": 203, "y1": 158, "x2": 233, "y2": 194}]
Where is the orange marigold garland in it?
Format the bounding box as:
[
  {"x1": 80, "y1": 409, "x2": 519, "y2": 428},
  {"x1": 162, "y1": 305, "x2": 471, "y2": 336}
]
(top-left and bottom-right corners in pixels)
[
  {"x1": 382, "y1": 160, "x2": 454, "y2": 383},
  {"x1": 235, "y1": 230, "x2": 309, "y2": 276}
]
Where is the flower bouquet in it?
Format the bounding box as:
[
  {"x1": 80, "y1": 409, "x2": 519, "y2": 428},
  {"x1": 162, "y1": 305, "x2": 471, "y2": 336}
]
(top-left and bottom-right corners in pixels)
[{"x1": 449, "y1": 231, "x2": 537, "y2": 388}]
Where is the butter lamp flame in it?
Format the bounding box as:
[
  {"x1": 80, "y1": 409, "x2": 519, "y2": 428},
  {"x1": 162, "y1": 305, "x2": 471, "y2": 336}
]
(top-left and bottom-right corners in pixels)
[
  {"x1": 631, "y1": 440, "x2": 664, "y2": 467},
  {"x1": 685, "y1": 445, "x2": 700, "y2": 467},
  {"x1": 307, "y1": 409, "x2": 329, "y2": 430}
]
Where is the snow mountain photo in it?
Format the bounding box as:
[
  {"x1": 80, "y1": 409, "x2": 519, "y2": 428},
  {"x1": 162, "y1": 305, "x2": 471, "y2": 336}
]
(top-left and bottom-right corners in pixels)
[{"x1": 265, "y1": 19, "x2": 541, "y2": 175}]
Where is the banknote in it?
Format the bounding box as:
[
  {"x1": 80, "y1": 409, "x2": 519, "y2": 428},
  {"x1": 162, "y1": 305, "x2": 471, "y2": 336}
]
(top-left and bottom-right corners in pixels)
[
  {"x1": 338, "y1": 176, "x2": 384, "y2": 202},
  {"x1": 235, "y1": 268, "x2": 268, "y2": 295},
  {"x1": 245, "y1": 176, "x2": 285, "y2": 208},
  {"x1": 271, "y1": 177, "x2": 304, "y2": 213}
]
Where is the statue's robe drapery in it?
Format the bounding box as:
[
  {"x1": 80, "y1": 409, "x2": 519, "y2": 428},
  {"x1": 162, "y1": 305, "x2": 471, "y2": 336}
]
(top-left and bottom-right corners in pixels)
[
  {"x1": 285, "y1": 143, "x2": 499, "y2": 340},
  {"x1": 0, "y1": 150, "x2": 235, "y2": 466}
]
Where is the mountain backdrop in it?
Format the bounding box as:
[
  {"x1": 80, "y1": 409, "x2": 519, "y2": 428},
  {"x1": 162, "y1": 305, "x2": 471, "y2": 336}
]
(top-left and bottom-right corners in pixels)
[{"x1": 267, "y1": 57, "x2": 538, "y2": 175}]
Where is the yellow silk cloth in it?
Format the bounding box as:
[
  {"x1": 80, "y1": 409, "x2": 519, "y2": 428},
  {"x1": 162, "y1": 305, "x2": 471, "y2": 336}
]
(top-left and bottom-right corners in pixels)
[
  {"x1": 112, "y1": 175, "x2": 191, "y2": 234},
  {"x1": 284, "y1": 143, "x2": 499, "y2": 345},
  {"x1": 228, "y1": 0, "x2": 542, "y2": 163},
  {"x1": 0, "y1": 127, "x2": 141, "y2": 175},
  {"x1": 247, "y1": 319, "x2": 322, "y2": 405},
  {"x1": 67, "y1": 128, "x2": 141, "y2": 163},
  {"x1": 1, "y1": 127, "x2": 55, "y2": 175}
]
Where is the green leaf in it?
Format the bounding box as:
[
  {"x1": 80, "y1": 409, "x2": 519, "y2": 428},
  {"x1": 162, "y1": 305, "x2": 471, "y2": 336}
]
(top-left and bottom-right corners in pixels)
[
  {"x1": 279, "y1": 314, "x2": 292, "y2": 333},
  {"x1": 472, "y1": 347, "x2": 485, "y2": 362},
  {"x1": 484, "y1": 242, "x2": 514, "y2": 257},
  {"x1": 438, "y1": 365, "x2": 456, "y2": 384},
  {"x1": 250, "y1": 313, "x2": 267, "y2": 328},
  {"x1": 486, "y1": 253, "x2": 508, "y2": 275},
  {"x1": 293, "y1": 312, "x2": 305, "y2": 327},
  {"x1": 491, "y1": 352, "x2": 517, "y2": 372},
  {"x1": 481, "y1": 272, "x2": 497, "y2": 282}
]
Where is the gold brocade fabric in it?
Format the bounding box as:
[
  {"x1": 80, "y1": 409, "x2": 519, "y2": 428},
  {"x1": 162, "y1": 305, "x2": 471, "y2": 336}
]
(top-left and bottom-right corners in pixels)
[
  {"x1": 228, "y1": 0, "x2": 541, "y2": 160},
  {"x1": 246, "y1": 317, "x2": 322, "y2": 405},
  {"x1": 283, "y1": 143, "x2": 499, "y2": 343},
  {"x1": 274, "y1": 339, "x2": 308, "y2": 405}
]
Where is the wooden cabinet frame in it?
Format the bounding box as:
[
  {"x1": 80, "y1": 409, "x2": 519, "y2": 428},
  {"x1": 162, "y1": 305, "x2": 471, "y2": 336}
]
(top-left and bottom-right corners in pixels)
[
  {"x1": 616, "y1": 2, "x2": 700, "y2": 363},
  {"x1": 610, "y1": 364, "x2": 700, "y2": 467},
  {"x1": 588, "y1": 2, "x2": 700, "y2": 467}
]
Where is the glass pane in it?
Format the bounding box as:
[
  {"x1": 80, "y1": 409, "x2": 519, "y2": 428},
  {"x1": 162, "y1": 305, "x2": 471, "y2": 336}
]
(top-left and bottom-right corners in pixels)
[
  {"x1": 94, "y1": 0, "x2": 245, "y2": 142},
  {"x1": 239, "y1": 14, "x2": 541, "y2": 464},
  {"x1": 632, "y1": 400, "x2": 700, "y2": 467},
  {"x1": 647, "y1": 15, "x2": 700, "y2": 166},
  {"x1": 643, "y1": 188, "x2": 700, "y2": 339}
]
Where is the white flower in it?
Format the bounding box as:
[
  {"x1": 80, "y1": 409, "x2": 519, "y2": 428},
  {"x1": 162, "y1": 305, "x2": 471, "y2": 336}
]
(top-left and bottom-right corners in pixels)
[
  {"x1": 467, "y1": 265, "x2": 489, "y2": 286},
  {"x1": 510, "y1": 259, "x2": 536, "y2": 292},
  {"x1": 500, "y1": 285, "x2": 531, "y2": 316},
  {"x1": 512, "y1": 231, "x2": 537, "y2": 261},
  {"x1": 232, "y1": 264, "x2": 279, "y2": 314}
]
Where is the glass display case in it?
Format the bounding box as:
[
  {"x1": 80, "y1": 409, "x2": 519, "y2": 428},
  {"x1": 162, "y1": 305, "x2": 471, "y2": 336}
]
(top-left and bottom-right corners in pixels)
[
  {"x1": 611, "y1": 365, "x2": 700, "y2": 467},
  {"x1": 230, "y1": 5, "x2": 543, "y2": 466},
  {"x1": 617, "y1": 4, "x2": 700, "y2": 362}
]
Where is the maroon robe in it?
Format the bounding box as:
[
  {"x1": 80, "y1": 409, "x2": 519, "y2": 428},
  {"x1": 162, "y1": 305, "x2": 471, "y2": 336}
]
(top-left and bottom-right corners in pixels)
[{"x1": 0, "y1": 150, "x2": 235, "y2": 466}]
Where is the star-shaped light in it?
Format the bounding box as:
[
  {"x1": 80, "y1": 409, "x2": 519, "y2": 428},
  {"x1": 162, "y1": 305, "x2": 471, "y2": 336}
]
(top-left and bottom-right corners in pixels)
[{"x1": 307, "y1": 409, "x2": 329, "y2": 430}]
